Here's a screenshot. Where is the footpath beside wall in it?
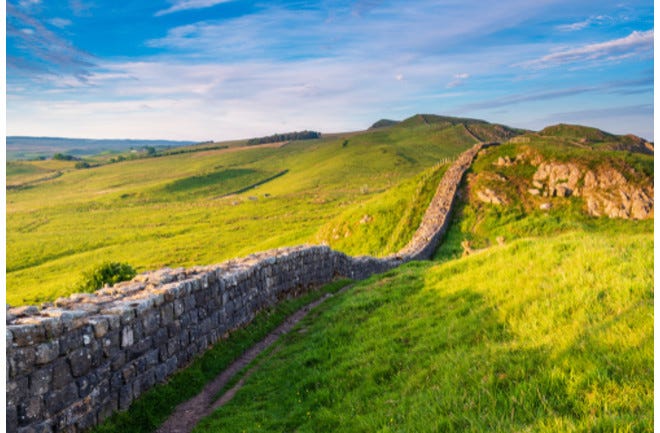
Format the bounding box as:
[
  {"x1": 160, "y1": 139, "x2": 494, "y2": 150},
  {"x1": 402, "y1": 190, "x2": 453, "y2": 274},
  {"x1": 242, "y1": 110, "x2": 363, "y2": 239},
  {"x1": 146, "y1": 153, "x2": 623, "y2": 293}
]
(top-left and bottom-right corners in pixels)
[{"x1": 6, "y1": 142, "x2": 493, "y2": 433}]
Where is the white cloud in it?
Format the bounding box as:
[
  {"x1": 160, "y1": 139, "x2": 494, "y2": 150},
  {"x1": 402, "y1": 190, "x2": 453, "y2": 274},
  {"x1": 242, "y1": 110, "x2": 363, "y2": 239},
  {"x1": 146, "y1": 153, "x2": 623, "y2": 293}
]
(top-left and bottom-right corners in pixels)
[
  {"x1": 447, "y1": 72, "x2": 469, "y2": 88},
  {"x1": 155, "y1": 0, "x2": 235, "y2": 17},
  {"x1": 522, "y1": 30, "x2": 653, "y2": 69},
  {"x1": 18, "y1": 0, "x2": 40, "y2": 8},
  {"x1": 556, "y1": 19, "x2": 591, "y2": 31},
  {"x1": 555, "y1": 15, "x2": 612, "y2": 31},
  {"x1": 49, "y1": 17, "x2": 72, "y2": 28}
]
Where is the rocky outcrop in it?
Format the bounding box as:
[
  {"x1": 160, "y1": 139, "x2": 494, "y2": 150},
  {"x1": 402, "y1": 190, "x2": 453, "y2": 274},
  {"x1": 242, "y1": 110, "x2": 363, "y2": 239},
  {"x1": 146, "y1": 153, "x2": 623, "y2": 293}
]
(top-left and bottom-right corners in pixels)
[
  {"x1": 582, "y1": 167, "x2": 653, "y2": 219},
  {"x1": 530, "y1": 162, "x2": 653, "y2": 219},
  {"x1": 476, "y1": 188, "x2": 507, "y2": 205},
  {"x1": 6, "y1": 142, "x2": 493, "y2": 433}
]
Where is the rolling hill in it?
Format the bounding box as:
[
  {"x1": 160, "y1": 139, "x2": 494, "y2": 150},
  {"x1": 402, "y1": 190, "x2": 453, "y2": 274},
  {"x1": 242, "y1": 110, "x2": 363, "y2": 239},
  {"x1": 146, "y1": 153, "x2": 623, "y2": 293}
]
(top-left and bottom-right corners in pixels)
[
  {"x1": 6, "y1": 114, "x2": 652, "y2": 433},
  {"x1": 7, "y1": 114, "x2": 515, "y2": 305}
]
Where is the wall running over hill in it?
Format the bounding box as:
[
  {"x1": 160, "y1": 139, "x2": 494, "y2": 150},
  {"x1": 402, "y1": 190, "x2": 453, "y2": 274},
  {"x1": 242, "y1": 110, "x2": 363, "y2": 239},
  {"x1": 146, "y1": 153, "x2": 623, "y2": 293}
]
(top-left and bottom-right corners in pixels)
[{"x1": 6, "y1": 142, "x2": 492, "y2": 433}]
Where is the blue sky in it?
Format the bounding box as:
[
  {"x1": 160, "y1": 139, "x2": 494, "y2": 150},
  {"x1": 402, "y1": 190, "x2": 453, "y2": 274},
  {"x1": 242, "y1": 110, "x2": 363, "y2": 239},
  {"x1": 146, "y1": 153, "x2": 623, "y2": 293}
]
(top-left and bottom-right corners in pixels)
[{"x1": 6, "y1": 0, "x2": 654, "y2": 140}]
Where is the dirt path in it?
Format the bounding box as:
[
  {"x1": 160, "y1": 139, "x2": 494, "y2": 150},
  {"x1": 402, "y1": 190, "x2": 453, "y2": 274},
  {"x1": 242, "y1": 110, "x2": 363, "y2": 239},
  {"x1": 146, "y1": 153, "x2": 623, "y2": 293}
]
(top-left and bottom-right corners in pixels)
[{"x1": 155, "y1": 285, "x2": 351, "y2": 433}]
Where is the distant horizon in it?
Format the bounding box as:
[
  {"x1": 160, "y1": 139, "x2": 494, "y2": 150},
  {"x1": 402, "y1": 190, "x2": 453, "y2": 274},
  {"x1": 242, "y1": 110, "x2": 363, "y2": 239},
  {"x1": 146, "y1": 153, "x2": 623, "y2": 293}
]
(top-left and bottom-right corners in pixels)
[
  {"x1": 7, "y1": 1, "x2": 653, "y2": 141},
  {"x1": 6, "y1": 114, "x2": 654, "y2": 143}
]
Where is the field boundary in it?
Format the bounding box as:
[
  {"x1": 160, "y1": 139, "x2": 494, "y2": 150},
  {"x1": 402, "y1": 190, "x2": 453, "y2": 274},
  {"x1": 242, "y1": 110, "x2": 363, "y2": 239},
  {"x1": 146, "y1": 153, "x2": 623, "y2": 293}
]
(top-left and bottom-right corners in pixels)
[{"x1": 6, "y1": 142, "x2": 494, "y2": 433}]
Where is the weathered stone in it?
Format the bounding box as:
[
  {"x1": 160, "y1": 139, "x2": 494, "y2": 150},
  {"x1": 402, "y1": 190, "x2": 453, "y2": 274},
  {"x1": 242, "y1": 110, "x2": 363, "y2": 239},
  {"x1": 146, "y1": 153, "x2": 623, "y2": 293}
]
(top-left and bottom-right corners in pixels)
[
  {"x1": 45, "y1": 382, "x2": 79, "y2": 414},
  {"x1": 17, "y1": 420, "x2": 53, "y2": 433},
  {"x1": 17, "y1": 396, "x2": 45, "y2": 425},
  {"x1": 7, "y1": 403, "x2": 18, "y2": 433},
  {"x1": 34, "y1": 341, "x2": 60, "y2": 365},
  {"x1": 51, "y1": 358, "x2": 73, "y2": 389},
  {"x1": 121, "y1": 326, "x2": 134, "y2": 348},
  {"x1": 7, "y1": 376, "x2": 29, "y2": 406},
  {"x1": 9, "y1": 324, "x2": 46, "y2": 347},
  {"x1": 68, "y1": 348, "x2": 92, "y2": 377},
  {"x1": 476, "y1": 188, "x2": 506, "y2": 205},
  {"x1": 87, "y1": 317, "x2": 110, "y2": 338},
  {"x1": 9, "y1": 346, "x2": 36, "y2": 378},
  {"x1": 29, "y1": 366, "x2": 53, "y2": 395}
]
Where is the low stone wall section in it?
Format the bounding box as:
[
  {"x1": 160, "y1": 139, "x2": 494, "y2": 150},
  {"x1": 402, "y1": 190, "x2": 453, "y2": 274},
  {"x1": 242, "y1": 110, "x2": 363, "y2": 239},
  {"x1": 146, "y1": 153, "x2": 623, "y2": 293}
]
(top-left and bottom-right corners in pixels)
[{"x1": 6, "y1": 141, "x2": 492, "y2": 433}]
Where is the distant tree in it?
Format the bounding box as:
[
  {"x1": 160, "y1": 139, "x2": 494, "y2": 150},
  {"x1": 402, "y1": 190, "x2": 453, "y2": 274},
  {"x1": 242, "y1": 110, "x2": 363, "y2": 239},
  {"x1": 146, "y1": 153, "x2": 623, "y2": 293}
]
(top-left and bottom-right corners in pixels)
[
  {"x1": 247, "y1": 130, "x2": 321, "y2": 145},
  {"x1": 53, "y1": 153, "x2": 78, "y2": 161},
  {"x1": 144, "y1": 146, "x2": 157, "y2": 156},
  {"x1": 74, "y1": 161, "x2": 91, "y2": 169}
]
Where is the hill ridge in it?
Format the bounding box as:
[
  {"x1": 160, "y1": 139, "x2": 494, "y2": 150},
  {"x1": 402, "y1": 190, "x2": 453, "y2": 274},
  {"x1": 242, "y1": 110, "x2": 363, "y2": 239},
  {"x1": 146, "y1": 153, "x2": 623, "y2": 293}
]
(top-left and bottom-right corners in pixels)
[{"x1": 6, "y1": 142, "x2": 491, "y2": 433}]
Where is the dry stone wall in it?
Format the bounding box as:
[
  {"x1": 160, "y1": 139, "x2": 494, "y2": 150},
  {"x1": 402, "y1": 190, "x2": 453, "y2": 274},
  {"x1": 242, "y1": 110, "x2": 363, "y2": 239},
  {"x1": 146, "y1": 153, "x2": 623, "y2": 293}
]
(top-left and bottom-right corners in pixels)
[{"x1": 6, "y1": 142, "x2": 492, "y2": 433}]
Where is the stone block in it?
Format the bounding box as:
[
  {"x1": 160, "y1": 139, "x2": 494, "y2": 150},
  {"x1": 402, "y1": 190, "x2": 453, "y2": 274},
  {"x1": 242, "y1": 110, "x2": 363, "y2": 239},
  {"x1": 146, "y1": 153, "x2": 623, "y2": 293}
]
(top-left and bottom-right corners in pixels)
[
  {"x1": 9, "y1": 346, "x2": 36, "y2": 378},
  {"x1": 7, "y1": 376, "x2": 29, "y2": 406},
  {"x1": 7, "y1": 403, "x2": 18, "y2": 433},
  {"x1": 68, "y1": 348, "x2": 92, "y2": 377},
  {"x1": 9, "y1": 324, "x2": 46, "y2": 347},
  {"x1": 121, "y1": 326, "x2": 134, "y2": 348},
  {"x1": 18, "y1": 396, "x2": 45, "y2": 426},
  {"x1": 29, "y1": 366, "x2": 52, "y2": 395},
  {"x1": 152, "y1": 328, "x2": 168, "y2": 347},
  {"x1": 34, "y1": 341, "x2": 59, "y2": 365},
  {"x1": 17, "y1": 421, "x2": 53, "y2": 433},
  {"x1": 51, "y1": 358, "x2": 73, "y2": 390},
  {"x1": 87, "y1": 317, "x2": 109, "y2": 338},
  {"x1": 141, "y1": 310, "x2": 160, "y2": 335},
  {"x1": 110, "y1": 351, "x2": 126, "y2": 371},
  {"x1": 118, "y1": 384, "x2": 134, "y2": 410}
]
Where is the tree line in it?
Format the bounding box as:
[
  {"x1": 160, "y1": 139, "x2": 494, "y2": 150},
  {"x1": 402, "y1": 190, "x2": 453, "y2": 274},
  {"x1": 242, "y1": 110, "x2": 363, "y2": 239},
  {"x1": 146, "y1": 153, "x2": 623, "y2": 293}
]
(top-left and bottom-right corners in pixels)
[{"x1": 246, "y1": 130, "x2": 321, "y2": 145}]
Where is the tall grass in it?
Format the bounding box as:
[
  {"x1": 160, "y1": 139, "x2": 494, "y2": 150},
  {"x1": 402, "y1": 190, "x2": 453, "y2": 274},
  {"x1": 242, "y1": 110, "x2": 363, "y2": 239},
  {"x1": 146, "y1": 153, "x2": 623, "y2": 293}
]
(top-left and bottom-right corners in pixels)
[{"x1": 194, "y1": 231, "x2": 653, "y2": 432}]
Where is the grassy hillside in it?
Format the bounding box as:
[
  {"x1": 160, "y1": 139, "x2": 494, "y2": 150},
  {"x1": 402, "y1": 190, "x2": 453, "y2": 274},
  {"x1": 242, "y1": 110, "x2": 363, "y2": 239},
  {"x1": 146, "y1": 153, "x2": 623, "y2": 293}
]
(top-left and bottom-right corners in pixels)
[
  {"x1": 435, "y1": 133, "x2": 654, "y2": 261},
  {"x1": 314, "y1": 162, "x2": 449, "y2": 257},
  {"x1": 8, "y1": 115, "x2": 513, "y2": 305},
  {"x1": 79, "y1": 119, "x2": 652, "y2": 433},
  {"x1": 534, "y1": 124, "x2": 653, "y2": 154},
  {"x1": 189, "y1": 131, "x2": 653, "y2": 432},
  {"x1": 193, "y1": 229, "x2": 652, "y2": 432}
]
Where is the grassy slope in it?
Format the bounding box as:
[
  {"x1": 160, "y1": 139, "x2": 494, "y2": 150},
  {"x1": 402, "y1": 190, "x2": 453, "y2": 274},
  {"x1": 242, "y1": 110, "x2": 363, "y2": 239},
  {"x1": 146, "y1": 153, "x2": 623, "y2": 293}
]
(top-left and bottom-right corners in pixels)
[
  {"x1": 8, "y1": 118, "x2": 486, "y2": 305},
  {"x1": 435, "y1": 135, "x2": 654, "y2": 260},
  {"x1": 314, "y1": 162, "x2": 450, "y2": 257},
  {"x1": 190, "y1": 134, "x2": 653, "y2": 432},
  {"x1": 194, "y1": 229, "x2": 653, "y2": 433}
]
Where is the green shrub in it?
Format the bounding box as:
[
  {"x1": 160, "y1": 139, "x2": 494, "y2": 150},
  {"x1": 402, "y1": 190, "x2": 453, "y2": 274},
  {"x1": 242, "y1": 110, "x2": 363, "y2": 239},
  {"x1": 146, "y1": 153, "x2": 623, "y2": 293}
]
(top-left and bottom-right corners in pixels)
[{"x1": 79, "y1": 262, "x2": 136, "y2": 292}]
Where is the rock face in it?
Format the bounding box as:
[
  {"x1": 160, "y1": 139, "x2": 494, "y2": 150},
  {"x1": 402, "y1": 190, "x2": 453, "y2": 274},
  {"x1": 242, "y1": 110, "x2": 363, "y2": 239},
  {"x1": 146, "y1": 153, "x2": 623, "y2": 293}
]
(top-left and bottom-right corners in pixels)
[
  {"x1": 5, "y1": 142, "x2": 493, "y2": 433},
  {"x1": 530, "y1": 162, "x2": 653, "y2": 219},
  {"x1": 477, "y1": 188, "x2": 507, "y2": 205}
]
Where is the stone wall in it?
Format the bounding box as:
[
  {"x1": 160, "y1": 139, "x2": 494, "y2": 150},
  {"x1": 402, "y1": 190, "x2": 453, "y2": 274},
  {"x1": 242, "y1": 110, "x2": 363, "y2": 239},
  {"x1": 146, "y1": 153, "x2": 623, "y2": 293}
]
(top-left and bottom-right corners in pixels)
[{"x1": 6, "y1": 142, "x2": 491, "y2": 433}]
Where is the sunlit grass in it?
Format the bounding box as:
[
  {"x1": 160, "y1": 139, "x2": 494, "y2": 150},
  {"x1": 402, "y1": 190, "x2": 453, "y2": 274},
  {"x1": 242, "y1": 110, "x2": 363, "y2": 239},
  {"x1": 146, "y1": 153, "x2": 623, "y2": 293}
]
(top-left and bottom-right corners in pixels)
[
  {"x1": 194, "y1": 230, "x2": 653, "y2": 432},
  {"x1": 7, "y1": 122, "x2": 478, "y2": 305}
]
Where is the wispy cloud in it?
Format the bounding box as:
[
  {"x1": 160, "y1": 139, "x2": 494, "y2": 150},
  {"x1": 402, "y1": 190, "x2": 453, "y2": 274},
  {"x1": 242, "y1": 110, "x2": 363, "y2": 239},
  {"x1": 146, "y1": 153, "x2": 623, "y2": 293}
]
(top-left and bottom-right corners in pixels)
[
  {"x1": 49, "y1": 17, "x2": 72, "y2": 28},
  {"x1": 7, "y1": 3, "x2": 96, "y2": 81},
  {"x1": 521, "y1": 30, "x2": 653, "y2": 69},
  {"x1": 447, "y1": 73, "x2": 470, "y2": 88},
  {"x1": 555, "y1": 15, "x2": 611, "y2": 31},
  {"x1": 155, "y1": 0, "x2": 235, "y2": 16}
]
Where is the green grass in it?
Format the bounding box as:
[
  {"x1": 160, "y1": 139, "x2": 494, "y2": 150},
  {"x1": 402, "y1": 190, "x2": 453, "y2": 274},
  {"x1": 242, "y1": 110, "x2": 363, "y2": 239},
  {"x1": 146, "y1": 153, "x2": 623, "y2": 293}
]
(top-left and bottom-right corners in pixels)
[
  {"x1": 91, "y1": 279, "x2": 351, "y2": 433},
  {"x1": 193, "y1": 229, "x2": 653, "y2": 432},
  {"x1": 434, "y1": 139, "x2": 654, "y2": 261},
  {"x1": 8, "y1": 118, "x2": 488, "y2": 305},
  {"x1": 314, "y1": 162, "x2": 450, "y2": 256}
]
